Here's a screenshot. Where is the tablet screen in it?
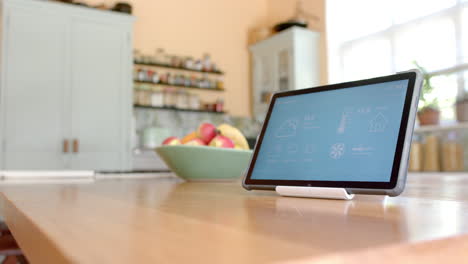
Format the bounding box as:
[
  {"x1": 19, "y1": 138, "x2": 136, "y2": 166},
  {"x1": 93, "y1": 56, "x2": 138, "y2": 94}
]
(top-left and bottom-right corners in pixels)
[{"x1": 250, "y1": 79, "x2": 409, "y2": 183}]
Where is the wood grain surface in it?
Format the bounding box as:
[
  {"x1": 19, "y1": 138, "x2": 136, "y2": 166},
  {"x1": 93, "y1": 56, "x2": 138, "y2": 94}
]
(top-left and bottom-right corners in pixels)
[{"x1": 1, "y1": 173, "x2": 468, "y2": 263}]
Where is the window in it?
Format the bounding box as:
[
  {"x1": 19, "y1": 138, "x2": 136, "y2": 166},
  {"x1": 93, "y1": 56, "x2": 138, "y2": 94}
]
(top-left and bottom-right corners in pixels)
[{"x1": 327, "y1": 0, "x2": 468, "y2": 122}]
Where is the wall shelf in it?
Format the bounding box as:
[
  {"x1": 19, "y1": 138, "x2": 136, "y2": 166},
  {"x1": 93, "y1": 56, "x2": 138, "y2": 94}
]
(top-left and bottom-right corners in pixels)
[
  {"x1": 134, "y1": 61, "x2": 224, "y2": 75},
  {"x1": 133, "y1": 104, "x2": 225, "y2": 114},
  {"x1": 134, "y1": 80, "x2": 224, "y2": 92}
]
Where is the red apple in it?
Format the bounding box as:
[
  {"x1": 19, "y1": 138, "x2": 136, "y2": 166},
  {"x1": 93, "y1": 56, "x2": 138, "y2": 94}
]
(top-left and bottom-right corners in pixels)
[
  {"x1": 208, "y1": 135, "x2": 235, "y2": 148},
  {"x1": 183, "y1": 138, "x2": 206, "y2": 146},
  {"x1": 162, "y1": 136, "x2": 181, "y2": 146},
  {"x1": 196, "y1": 122, "x2": 217, "y2": 143}
]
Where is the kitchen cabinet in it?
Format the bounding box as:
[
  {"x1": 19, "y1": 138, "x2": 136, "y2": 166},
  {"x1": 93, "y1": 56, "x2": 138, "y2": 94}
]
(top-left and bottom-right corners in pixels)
[
  {"x1": 249, "y1": 27, "x2": 320, "y2": 120},
  {"x1": 0, "y1": 0, "x2": 134, "y2": 171}
]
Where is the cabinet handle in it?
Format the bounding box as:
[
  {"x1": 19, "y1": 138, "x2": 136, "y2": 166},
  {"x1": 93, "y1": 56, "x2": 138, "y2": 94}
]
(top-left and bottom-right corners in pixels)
[
  {"x1": 73, "y1": 139, "x2": 79, "y2": 153},
  {"x1": 63, "y1": 139, "x2": 69, "y2": 153}
]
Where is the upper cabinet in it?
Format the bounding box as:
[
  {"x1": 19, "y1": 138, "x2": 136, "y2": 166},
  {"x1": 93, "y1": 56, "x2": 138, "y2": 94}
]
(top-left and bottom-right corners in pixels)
[
  {"x1": 249, "y1": 27, "x2": 320, "y2": 120},
  {"x1": 0, "y1": 0, "x2": 134, "y2": 171}
]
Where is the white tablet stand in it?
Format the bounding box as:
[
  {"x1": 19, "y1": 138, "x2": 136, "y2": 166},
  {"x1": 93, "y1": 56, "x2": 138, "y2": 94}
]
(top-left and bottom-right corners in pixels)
[{"x1": 275, "y1": 186, "x2": 355, "y2": 200}]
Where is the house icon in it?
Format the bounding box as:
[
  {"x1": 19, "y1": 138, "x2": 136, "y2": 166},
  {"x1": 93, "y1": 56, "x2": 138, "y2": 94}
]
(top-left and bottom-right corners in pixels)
[{"x1": 369, "y1": 112, "x2": 388, "y2": 132}]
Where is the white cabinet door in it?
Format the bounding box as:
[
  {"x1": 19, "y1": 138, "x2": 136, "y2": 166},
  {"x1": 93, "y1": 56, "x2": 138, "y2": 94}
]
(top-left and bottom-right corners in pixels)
[
  {"x1": 69, "y1": 20, "x2": 131, "y2": 171},
  {"x1": 1, "y1": 11, "x2": 67, "y2": 169}
]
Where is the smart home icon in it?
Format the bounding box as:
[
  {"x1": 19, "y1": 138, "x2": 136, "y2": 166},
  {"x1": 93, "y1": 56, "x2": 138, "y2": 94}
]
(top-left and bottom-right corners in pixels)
[
  {"x1": 275, "y1": 119, "x2": 299, "y2": 138},
  {"x1": 369, "y1": 112, "x2": 388, "y2": 133}
]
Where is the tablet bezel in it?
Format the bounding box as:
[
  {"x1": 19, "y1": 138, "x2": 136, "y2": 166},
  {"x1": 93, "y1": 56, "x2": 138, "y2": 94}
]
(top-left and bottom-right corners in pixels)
[{"x1": 243, "y1": 72, "x2": 418, "y2": 190}]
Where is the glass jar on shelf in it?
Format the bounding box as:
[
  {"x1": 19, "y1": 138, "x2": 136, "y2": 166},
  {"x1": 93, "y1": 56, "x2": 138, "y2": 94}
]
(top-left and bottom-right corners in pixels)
[
  {"x1": 152, "y1": 72, "x2": 160, "y2": 84},
  {"x1": 135, "y1": 86, "x2": 144, "y2": 105},
  {"x1": 142, "y1": 55, "x2": 151, "y2": 64},
  {"x1": 441, "y1": 131, "x2": 464, "y2": 171},
  {"x1": 136, "y1": 90, "x2": 147, "y2": 105},
  {"x1": 216, "y1": 77, "x2": 224, "y2": 90},
  {"x1": 148, "y1": 55, "x2": 157, "y2": 64},
  {"x1": 133, "y1": 49, "x2": 143, "y2": 63},
  {"x1": 146, "y1": 70, "x2": 154, "y2": 82},
  {"x1": 215, "y1": 98, "x2": 224, "y2": 112},
  {"x1": 160, "y1": 72, "x2": 169, "y2": 84},
  {"x1": 167, "y1": 73, "x2": 175, "y2": 85},
  {"x1": 171, "y1": 56, "x2": 182, "y2": 68},
  {"x1": 154, "y1": 48, "x2": 165, "y2": 65},
  {"x1": 190, "y1": 75, "x2": 198, "y2": 87},
  {"x1": 202, "y1": 53, "x2": 212, "y2": 72},
  {"x1": 189, "y1": 94, "x2": 200, "y2": 110},
  {"x1": 163, "y1": 53, "x2": 172, "y2": 66},
  {"x1": 151, "y1": 90, "x2": 164, "y2": 107},
  {"x1": 163, "y1": 87, "x2": 177, "y2": 107},
  {"x1": 144, "y1": 90, "x2": 152, "y2": 106},
  {"x1": 169, "y1": 87, "x2": 178, "y2": 107},
  {"x1": 163, "y1": 87, "x2": 172, "y2": 107},
  {"x1": 133, "y1": 89, "x2": 140, "y2": 105},
  {"x1": 176, "y1": 91, "x2": 189, "y2": 109},
  {"x1": 194, "y1": 59, "x2": 203, "y2": 71},
  {"x1": 184, "y1": 57, "x2": 194, "y2": 70},
  {"x1": 136, "y1": 68, "x2": 146, "y2": 82}
]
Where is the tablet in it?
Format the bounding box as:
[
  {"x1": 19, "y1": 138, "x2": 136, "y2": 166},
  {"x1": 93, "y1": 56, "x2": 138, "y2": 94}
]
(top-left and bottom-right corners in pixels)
[{"x1": 243, "y1": 71, "x2": 423, "y2": 196}]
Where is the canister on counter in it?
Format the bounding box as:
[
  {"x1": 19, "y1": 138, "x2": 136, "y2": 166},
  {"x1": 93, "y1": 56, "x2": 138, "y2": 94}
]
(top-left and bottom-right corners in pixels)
[
  {"x1": 409, "y1": 134, "x2": 423, "y2": 172},
  {"x1": 423, "y1": 134, "x2": 440, "y2": 172},
  {"x1": 441, "y1": 131, "x2": 464, "y2": 172}
]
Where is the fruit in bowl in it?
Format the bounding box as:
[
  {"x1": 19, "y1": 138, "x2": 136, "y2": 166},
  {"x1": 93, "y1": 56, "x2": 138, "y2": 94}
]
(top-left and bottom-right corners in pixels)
[
  {"x1": 196, "y1": 122, "x2": 217, "y2": 144},
  {"x1": 162, "y1": 136, "x2": 181, "y2": 146},
  {"x1": 208, "y1": 135, "x2": 234, "y2": 148},
  {"x1": 159, "y1": 122, "x2": 252, "y2": 180},
  {"x1": 184, "y1": 138, "x2": 206, "y2": 146},
  {"x1": 217, "y1": 124, "x2": 249, "y2": 150},
  {"x1": 162, "y1": 123, "x2": 250, "y2": 150}
]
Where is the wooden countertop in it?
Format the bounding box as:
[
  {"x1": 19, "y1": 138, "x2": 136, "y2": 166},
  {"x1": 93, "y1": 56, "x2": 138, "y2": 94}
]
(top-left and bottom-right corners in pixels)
[{"x1": 1, "y1": 173, "x2": 468, "y2": 263}]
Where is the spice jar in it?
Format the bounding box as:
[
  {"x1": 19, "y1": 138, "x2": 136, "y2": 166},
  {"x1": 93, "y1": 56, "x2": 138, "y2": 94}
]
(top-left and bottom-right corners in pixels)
[
  {"x1": 137, "y1": 69, "x2": 146, "y2": 82},
  {"x1": 441, "y1": 131, "x2": 464, "y2": 171},
  {"x1": 202, "y1": 53, "x2": 212, "y2": 72},
  {"x1": 133, "y1": 89, "x2": 140, "y2": 104},
  {"x1": 176, "y1": 91, "x2": 189, "y2": 109},
  {"x1": 185, "y1": 57, "x2": 194, "y2": 69},
  {"x1": 152, "y1": 72, "x2": 160, "y2": 84},
  {"x1": 423, "y1": 134, "x2": 440, "y2": 172},
  {"x1": 215, "y1": 99, "x2": 224, "y2": 112},
  {"x1": 409, "y1": 134, "x2": 423, "y2": 172},
  {"x1": 151, "y1": 90, "x2": 164, "y2": 107},
  {"x1": 163, "y1": 88, "x2": 172, "y2": 107},
  {"x1": 216, "y1": 77, "x2": 224, "y2": 90},
  {"x1": 154, "y1": 48, "x2": 165, "y2": 65},
  {"x1": 136, "y1": 88, "x2": 146, "y2": 105},
  {"x1": 133, "y1": 49, "x2": 143, "y2": 63},
  {"x1": 189, "y1": 94, "x2": 200, "y2": 110}
]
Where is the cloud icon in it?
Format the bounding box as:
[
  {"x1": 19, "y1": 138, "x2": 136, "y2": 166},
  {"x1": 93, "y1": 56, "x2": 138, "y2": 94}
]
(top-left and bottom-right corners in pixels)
[{"x1": 275, "y1": 119, "x2": 298, "y2": 138}]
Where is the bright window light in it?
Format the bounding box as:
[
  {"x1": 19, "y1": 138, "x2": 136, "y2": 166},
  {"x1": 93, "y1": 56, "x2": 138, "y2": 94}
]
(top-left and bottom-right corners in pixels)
[
  {"x1": 327, "y1": 0, "x2": 468, "y2": 121},
  {"x1": 392, "y1": 0, "x2": 456, "y2": 24},
  {"x1": 394, "y1": 17, "x2": 456, "y2": 72}
]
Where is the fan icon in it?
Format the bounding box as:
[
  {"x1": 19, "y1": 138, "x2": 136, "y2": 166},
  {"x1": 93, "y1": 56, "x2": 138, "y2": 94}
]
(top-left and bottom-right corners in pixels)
[{"x1": 330, "y1": 143, "x2": 345, "y2": 159}]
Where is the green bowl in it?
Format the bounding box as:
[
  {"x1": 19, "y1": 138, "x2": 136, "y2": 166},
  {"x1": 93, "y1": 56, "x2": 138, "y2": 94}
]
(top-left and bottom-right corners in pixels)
[{"x1": 155, "y1": 145, "x2": 253, "y2": 181}]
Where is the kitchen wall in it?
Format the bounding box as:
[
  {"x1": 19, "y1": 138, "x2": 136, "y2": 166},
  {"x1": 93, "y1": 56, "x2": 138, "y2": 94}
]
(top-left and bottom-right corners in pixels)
[{"x1": 85, "y1": 0, "x2": 326, "y2": 117}]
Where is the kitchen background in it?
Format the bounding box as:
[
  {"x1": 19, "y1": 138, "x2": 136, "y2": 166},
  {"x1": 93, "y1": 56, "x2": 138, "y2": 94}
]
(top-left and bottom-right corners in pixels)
[{"x1": 0, "y1": 0, "x2": 467, "y2": 173}]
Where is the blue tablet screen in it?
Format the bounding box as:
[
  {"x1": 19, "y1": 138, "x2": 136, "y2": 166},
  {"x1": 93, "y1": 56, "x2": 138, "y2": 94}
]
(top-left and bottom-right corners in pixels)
[{"x1": 251, "y1": 80, "x2": 409, "y2": 182}]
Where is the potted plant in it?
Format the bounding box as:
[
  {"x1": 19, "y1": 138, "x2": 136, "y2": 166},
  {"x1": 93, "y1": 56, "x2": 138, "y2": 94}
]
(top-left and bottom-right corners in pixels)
[{"x1": 414, "y1": 62, "x2": 440, "y2": 126}]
